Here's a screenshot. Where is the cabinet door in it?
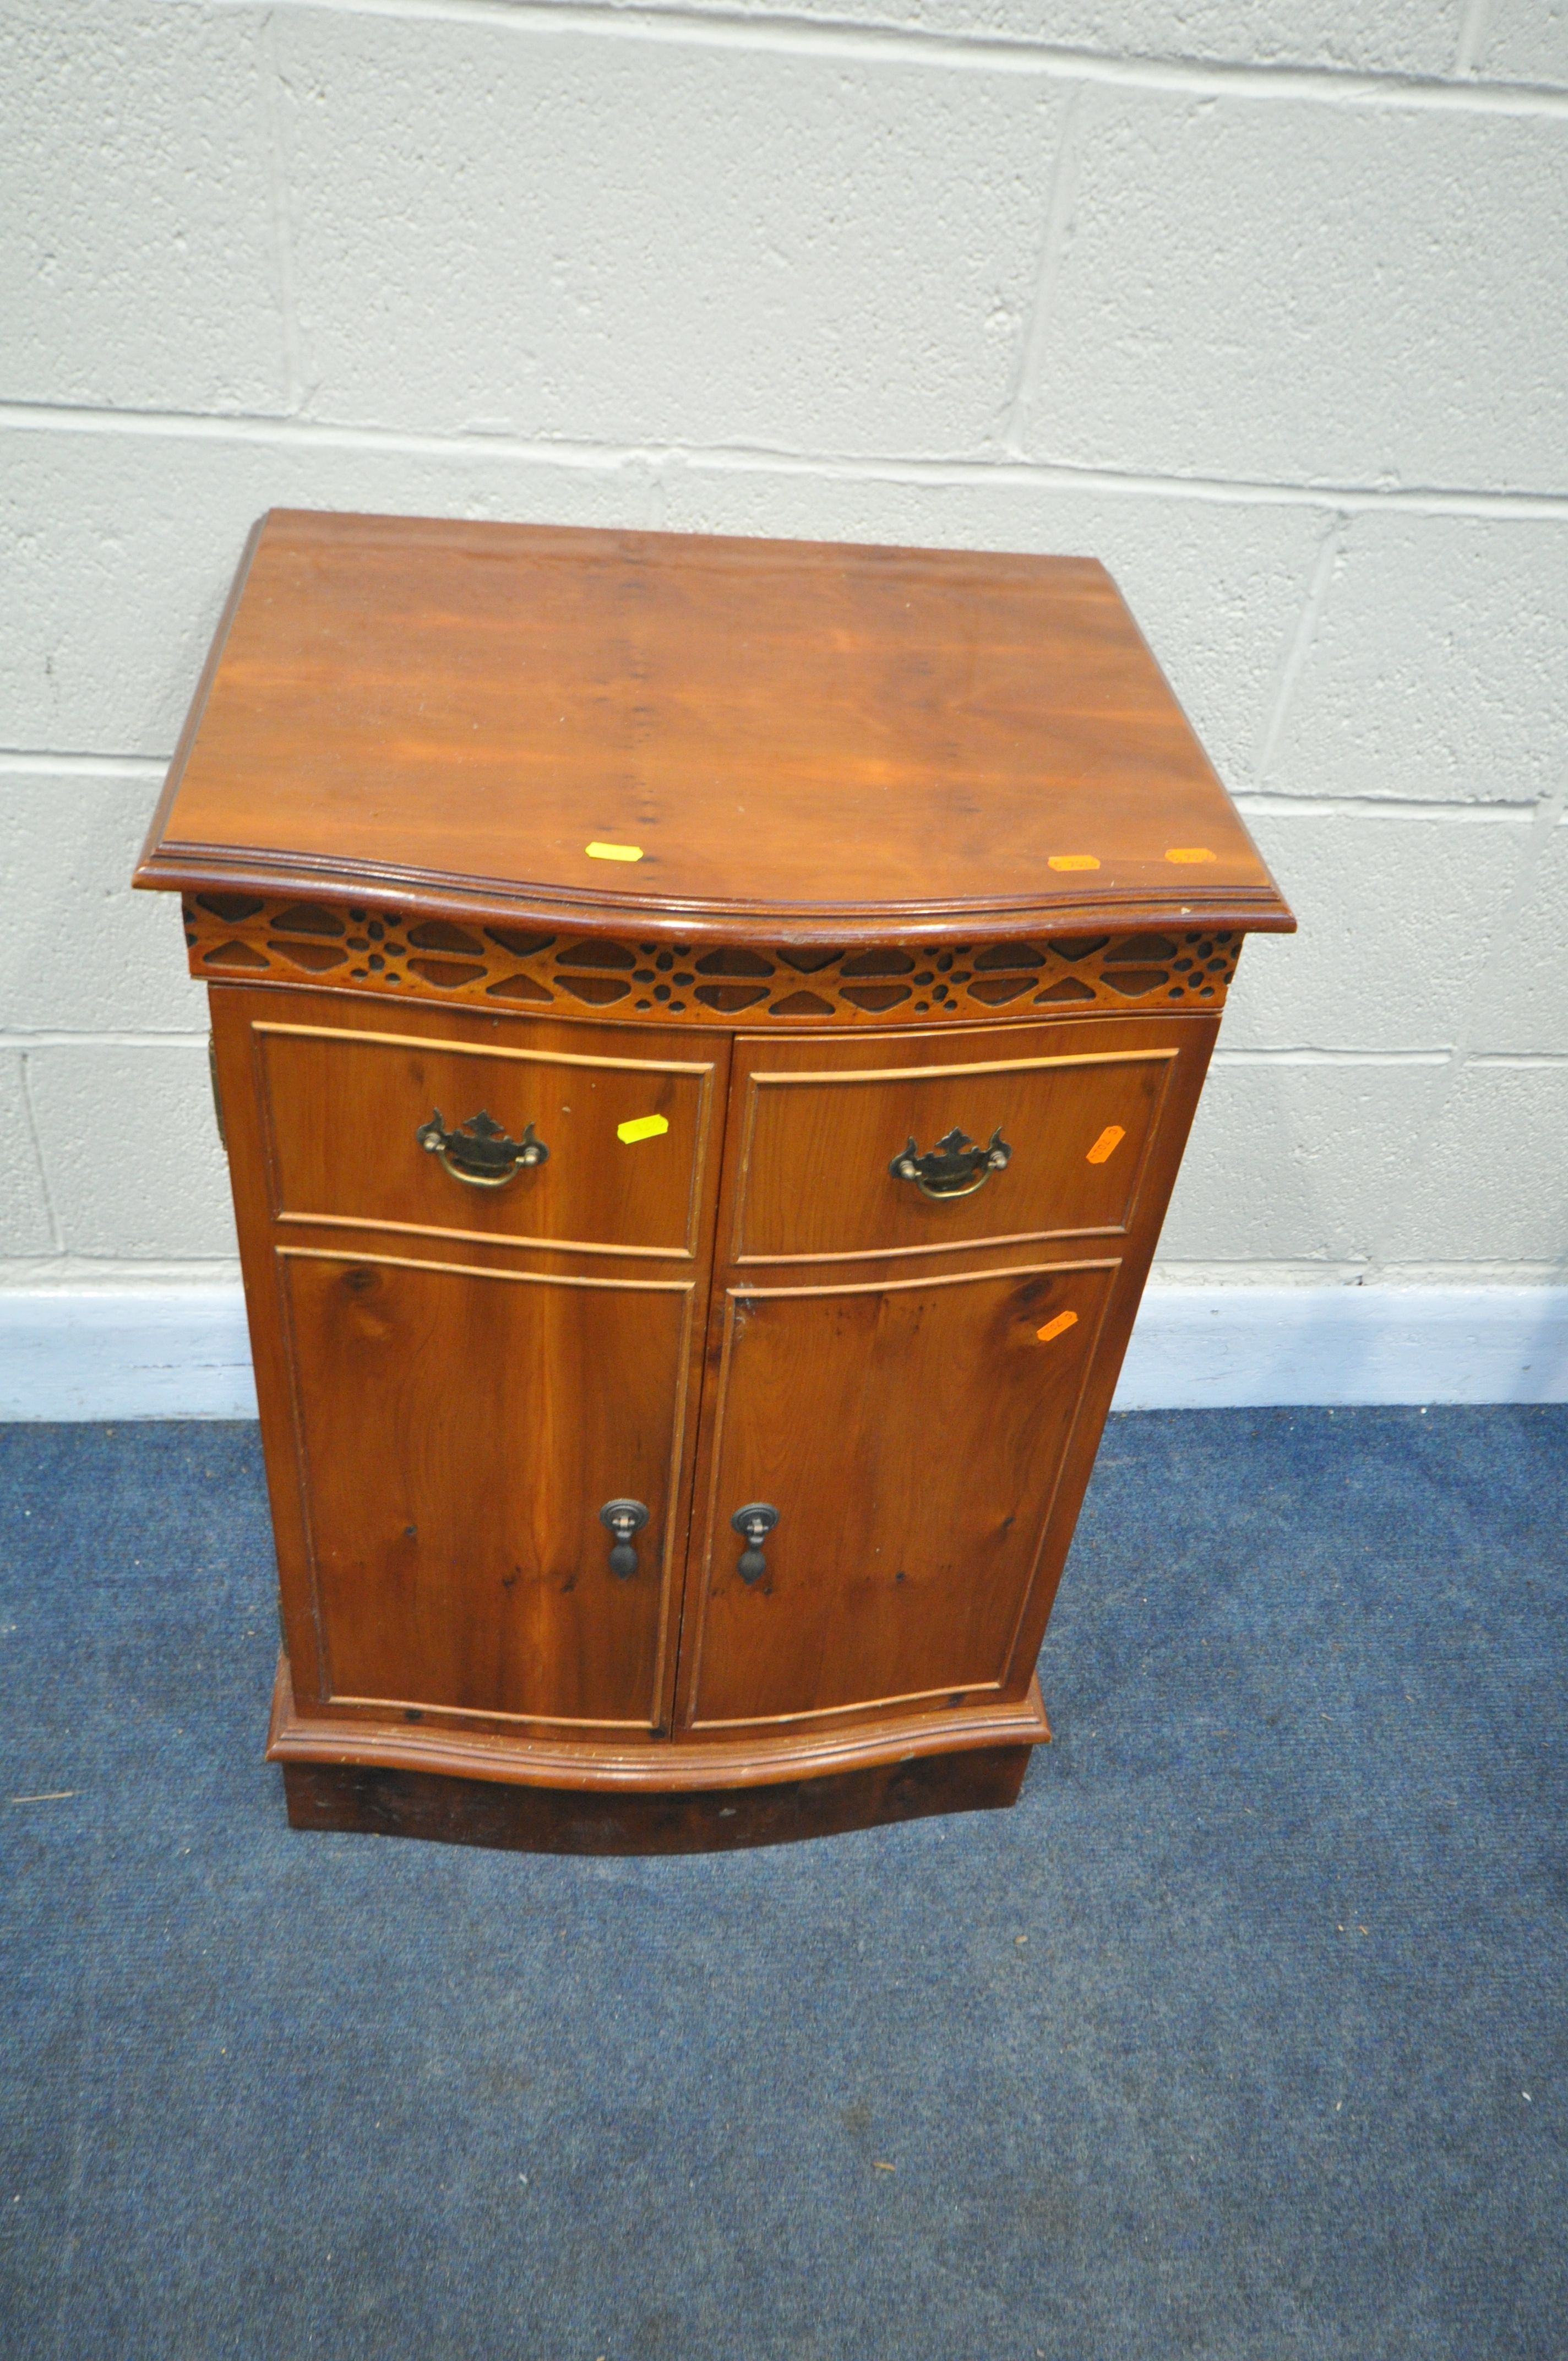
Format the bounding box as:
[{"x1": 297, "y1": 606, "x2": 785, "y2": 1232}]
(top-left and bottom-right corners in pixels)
[
  {"x1": 278, "y1": 1247, "x2": 696, "y2": 1734},
  {"x1": 676, "y1": 1258, "x2": 1118, "y2": 1734}
]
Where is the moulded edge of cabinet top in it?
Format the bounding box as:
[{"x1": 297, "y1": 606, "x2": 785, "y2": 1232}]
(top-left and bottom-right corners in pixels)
[{"x1": 135, "y1": 510, "x2": 1295, "y2": 949}]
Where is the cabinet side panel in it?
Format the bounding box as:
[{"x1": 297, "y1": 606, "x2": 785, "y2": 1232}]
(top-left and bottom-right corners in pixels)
[
  {"x1": 994, "y1": 1011, "x2": 1222, "y2": 1689},
  {"x1": 209, "y1": 983, "x2": 329, "y2": 1700}
]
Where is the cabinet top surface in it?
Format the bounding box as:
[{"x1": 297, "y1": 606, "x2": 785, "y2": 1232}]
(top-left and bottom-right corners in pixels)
[{"x1": 137, "y1": 510, "x2": 1293, "y2": 944}]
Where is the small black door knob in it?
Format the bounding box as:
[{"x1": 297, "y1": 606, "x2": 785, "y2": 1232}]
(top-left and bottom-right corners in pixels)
[
  {"x1": 731, "y1": 1503, "x2": 780, "y2": 1585},
  {"x1": 599, "y1": 1499, "x2": 650, "y2": 1579}
]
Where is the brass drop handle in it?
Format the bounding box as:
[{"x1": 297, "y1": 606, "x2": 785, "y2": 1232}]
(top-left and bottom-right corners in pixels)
[
  {"x1": 600, "y1": 1499, "x2": 650, "y2": 1579},
  {"x1": 890, "y1": 1125, "x2": 1012, "y2": 1200},
  {"x1": 416, "y1": 1108, "x2": 548, "y2": 1189},
  {"x1": 731, "y1": 1503, "x2": 779, "y2": 1586}
]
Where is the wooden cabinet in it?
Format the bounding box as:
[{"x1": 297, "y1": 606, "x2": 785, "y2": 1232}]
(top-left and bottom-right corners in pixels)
[
  {"x1": 272, "y1": 1247, "x2": 693, "y2": 1732},
  {"x1": 680, "y1": 1258, "x2": 1125, "y2": 1734},
  {"x1": 210, "y1": 987, "x2": 721, "y2": 1747},
  {"x1": 138, "y1": 512, "x2": 1292, "y2": 1853}
]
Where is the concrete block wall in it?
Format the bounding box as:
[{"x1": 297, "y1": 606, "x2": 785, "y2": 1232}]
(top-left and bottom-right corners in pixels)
[{"x1": 1, "y1": 0, "x2": 1564, "y2": 1410}]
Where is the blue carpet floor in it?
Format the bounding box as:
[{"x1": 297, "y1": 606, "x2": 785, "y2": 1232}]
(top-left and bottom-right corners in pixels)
[{"x1": 0, "y1": 1409, "x2": 1563, "y2": 2360}]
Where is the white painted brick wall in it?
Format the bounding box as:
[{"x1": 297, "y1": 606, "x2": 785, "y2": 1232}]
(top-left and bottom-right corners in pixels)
[
  {"x1": 276, "y1": 16, "x2": 1072, "y2": 453},
  {"x1": 25, "y1": 1041, "x2": 235, "y2": 1261},
  {"x1": 0, "y1": 4, "x2": 284, "y2": 412},
  {"x1": 0, "y1": 767, "x2": 205, "y2": 1035},
  {"x1": 0, "y1": 1056, "x2": 55, "y2": 1257},
  {"x1": 1478, "y1": 0, "x2": 1568, "y2": 86},
  {"x1": 1218, "y1": 808, "x2": 1535, "y2": 1051},
  {"x1": 1471, "y1": 825, "x2": 1568, "y2": 1052},
  {"x1": 1, "y1": 0, "x2": 1564, "y2": 1398},
  {"x1": 1265, "y1": 517, "x2": 1568, "y2": 804},
  {"x1": 552, "y1": 0, "x2": 1474, "y2": 80},
  {"x1": 1026, "y1": 94, "x2": 1567, "y2": 489}
]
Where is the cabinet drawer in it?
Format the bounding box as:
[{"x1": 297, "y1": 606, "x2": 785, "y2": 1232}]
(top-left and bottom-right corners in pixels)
[
  {"x1": 254, "y1": 1015, "x2": 718, "y2": 1258},
  {"x1": 727, "y1": 1020, "x2": 1193, "y2": 1264}
]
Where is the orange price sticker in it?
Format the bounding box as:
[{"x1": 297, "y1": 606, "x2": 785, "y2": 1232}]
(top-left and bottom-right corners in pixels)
[
  {"x1": 1086, "y1": 1125, "x2": 1125, "y2": 1165},
  {"x1": 1048, "y1": 853, "x2": 1100, "y2": 872},
  {"x1": 1036, "y1": 1310, "x2": 1079, "y2": 1345},
  {"x1": 1164, "y1": 846, "x2": 1215, "y2": 864}
]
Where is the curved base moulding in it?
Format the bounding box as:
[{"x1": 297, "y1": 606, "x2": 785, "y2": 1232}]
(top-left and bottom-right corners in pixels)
[
  {"x1": 267, "y1": 1655, "x2": 1050, "y2": 1853},
  {"x1": 280, "y1": 1748, "x2": 1035, "y2": 1856}
]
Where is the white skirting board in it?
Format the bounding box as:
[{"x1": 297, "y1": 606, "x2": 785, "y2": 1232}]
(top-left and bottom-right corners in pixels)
[
  {"x1": 0, "y1": 1288, "x2": 260, "y2": 1422},
  {"x1": 1110, "y1": 1286, "x2": 1568, "y2": 1410},
  {"x1": 1, "y1": 1283, "x2": 1564, "y2": 1420}
]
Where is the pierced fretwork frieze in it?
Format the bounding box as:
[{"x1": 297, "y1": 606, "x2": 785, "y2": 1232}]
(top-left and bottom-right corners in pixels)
[{"x1": 182, "y1": 894, "x2": 1239, "y2": 1024}]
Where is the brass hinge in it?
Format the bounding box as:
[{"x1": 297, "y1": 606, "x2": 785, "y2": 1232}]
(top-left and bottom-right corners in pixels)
[{"x1": 208, "y1": 1034, "x2": 227, "y2": 1152}]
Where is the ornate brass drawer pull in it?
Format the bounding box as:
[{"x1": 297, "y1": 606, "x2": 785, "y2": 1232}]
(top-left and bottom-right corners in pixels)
[
  {"x1": 890, "y1": 1125, "x2": 1012, "y2": 1200},
  {"x1": 416, "y1": 1108, "x2": 549, "y2": 1188},
  {"x1": 731, "y1": 1503, "x2": 779, "y2": 1586},
  {"x1": 600, "y1": 1499, "x2": 650, "y2": 1580}
]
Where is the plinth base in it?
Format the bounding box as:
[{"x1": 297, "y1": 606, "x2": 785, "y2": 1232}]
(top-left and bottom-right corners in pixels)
[
  {"x1": 281, "y1": 1745, "x2": 1032, "y2": 1854},
  {"x1": 266, "y1": 1651, "x2": 1049, "y2": 1854}
]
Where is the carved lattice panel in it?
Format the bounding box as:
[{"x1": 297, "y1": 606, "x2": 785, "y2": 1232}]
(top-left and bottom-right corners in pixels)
[{"x1": 183, "y1": 895, "x2": 1239, "y2": 1024}]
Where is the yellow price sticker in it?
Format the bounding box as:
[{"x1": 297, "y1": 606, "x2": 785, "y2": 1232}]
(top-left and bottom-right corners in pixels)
[
  {"x1": 1048, "y1": 853, "x2": 1100, "y2": 872},
  {"x1": 586, "y1": 841, "x2": 644, "y2": 862},
  {"x1": 617, "y1": 1114, "x2": 669, "y2": 1145}
]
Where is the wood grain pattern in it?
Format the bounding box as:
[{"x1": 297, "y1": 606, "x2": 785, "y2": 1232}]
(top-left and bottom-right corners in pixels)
[
  {"x1": 278, "y1": 1248, "x2": 693, "y2": 1730},
  {"x1": 137, "y1": 512, "x2": 1295, "y2": 945},
  {"x1": 679, "y1": 1259, "x2": 1119, "y2": 1733},
  {"x1": 218, "y1": 988, "x2": 1216, "y2": 1802},
  {"x1": 266, "y1": 1647, "x2": 1050, "y2": 1788},
  {"x1": 727, "y1": 1025, "x2": 1178, "y2": 1264},
  {"x1": 254, "y1": 1016, "x2": 715, "y2": 1259},
  {"x1": 280, "y1": 1745, "x2": 1033, "y2": 1854},
  {"x1": 677, "y1": 1006, "x2": 1221, "y2": 1748},
  {"x1": 209, "y1": 982, "x2": 727, "y2": 1735},
  {"x1": 142, "y1": 514, "x2": 1292, "y2": 1852}
]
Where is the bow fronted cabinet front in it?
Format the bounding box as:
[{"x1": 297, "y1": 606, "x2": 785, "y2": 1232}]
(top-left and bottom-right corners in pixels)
[{"x1": 135, "y1": 512, "x2": 1293, "y2": 1856}]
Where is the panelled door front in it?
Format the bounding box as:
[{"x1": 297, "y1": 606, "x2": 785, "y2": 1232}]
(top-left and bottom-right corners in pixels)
[
  {"x1": 219, "y1": 988, "x2": 1215, "y2": 1752},
  {"x1": 676, "y1": 1013, "x2": 1217, "y2": 1738},
  {"x1": 679, "y1": 1256, "x2": 1120, "y2": 1733},
  {"x1": 280, "y1": 1248, "x2": 696, "y2": 1732},
  {"x1": 213, "y1": 983, "x2": 725, "y2": 1742}
]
